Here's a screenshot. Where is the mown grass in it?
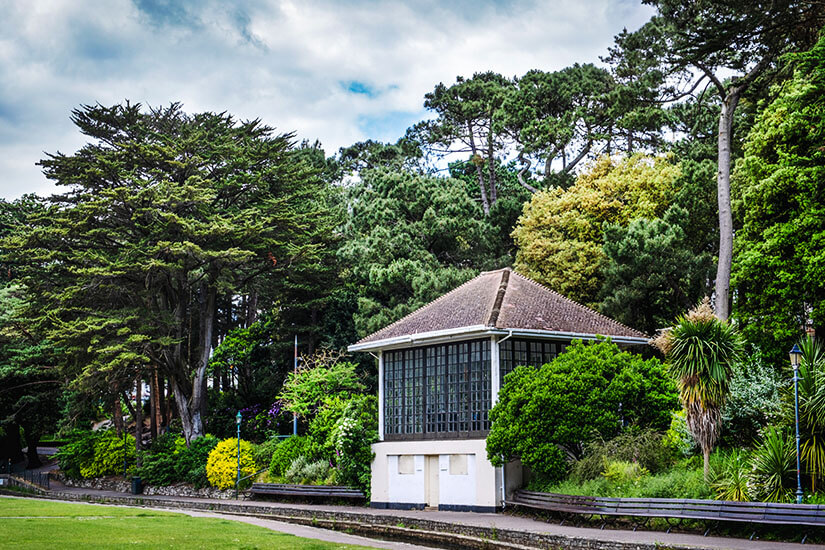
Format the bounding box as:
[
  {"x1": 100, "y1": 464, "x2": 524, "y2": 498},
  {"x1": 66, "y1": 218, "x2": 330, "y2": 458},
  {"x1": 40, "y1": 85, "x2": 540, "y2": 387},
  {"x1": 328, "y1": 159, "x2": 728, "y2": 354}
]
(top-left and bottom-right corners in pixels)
[{"x1": 0, "y1": 496, "x2": 373, "y2": 549}]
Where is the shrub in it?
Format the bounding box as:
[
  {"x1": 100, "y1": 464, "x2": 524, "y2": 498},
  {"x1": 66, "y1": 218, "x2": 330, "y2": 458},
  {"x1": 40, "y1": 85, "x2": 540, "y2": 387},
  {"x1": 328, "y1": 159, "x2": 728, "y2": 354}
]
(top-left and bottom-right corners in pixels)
[
  {"x1": 178, "y1": 435, "x2": 219, "y2": 488},
  {"x1": 537, "y1": 463, "x2": 711, "y2": 500},
  {"x1": 284, "y1": 456, "x2": 332, "y2": 485},
  {"x1": 56, "y1": 430, "x2": 136, "y2": 479},
  {"x1": 332, "y1": 394, "x2": 378, "y2": 496},
  {"x1": 254, "y1": 436, "x2": 281, "y2": 469},
  {"x1": 572, "y1": 428, "x2": 673, "y2": 481},
  {"x1": 601, "y1": 460, "x2": 648, "y2": 484},
  {"x1": 269, "y1": 436, "x2": 310, "y2": 478},
  {"x1": 749, "y1": 426, "x2": 795, "y2": 502},
  {"x1": 206, "y1": 438, "x2": 256, "y2": 490},
  {"x1": 710, "y1": 449, "x2": 751, "y2": 501},
  {"x1": 137, "y1": 433, "x2": 181, "y2": 486},
  {"x1": 487, "y1": 340, "x2": 678, "y2": 483},
  {"x1": 278, "y1": 353, "x2": 366, "y2": 416},
  {"x1": 720, "y1": 348, "x2": 782, "y2": 448},
  {"x1": 662, "y1": 410, "x2": 698, "y2": 457},
  {"x1": 308, "y1": 396, "x2": 348, "y2": 460}
]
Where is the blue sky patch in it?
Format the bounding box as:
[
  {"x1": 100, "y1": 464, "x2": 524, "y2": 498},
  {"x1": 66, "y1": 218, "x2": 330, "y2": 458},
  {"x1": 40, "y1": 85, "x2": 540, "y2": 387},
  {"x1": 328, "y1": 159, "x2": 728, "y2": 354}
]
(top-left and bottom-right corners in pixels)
[
  {"x1": 357, "y1": 110, "x2": 428, "y2": 142},
  {"x1": 343, "y1": 80, "x2": 378, "y2": 98}
]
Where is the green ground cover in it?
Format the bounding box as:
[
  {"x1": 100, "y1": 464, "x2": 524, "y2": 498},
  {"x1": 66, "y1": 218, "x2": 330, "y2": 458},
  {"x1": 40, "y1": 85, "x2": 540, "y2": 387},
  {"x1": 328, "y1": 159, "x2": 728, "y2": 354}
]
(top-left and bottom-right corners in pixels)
[{"x1": 0, "y1": 496, "x2": 372, "y2": 550}]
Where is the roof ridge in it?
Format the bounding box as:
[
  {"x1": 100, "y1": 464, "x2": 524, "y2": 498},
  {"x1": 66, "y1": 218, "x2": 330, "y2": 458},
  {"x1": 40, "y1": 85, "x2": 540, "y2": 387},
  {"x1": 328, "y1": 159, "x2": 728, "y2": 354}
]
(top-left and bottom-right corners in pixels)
[
  {"x1": 354, "y1": 270, "x2": 492, "y2": 344},
  {"x1": 486, "y1": 269, "x2": 510, "y2": 327},
  {"x1": 508, "y1": 270, "x2": 648, "y2": 338}
]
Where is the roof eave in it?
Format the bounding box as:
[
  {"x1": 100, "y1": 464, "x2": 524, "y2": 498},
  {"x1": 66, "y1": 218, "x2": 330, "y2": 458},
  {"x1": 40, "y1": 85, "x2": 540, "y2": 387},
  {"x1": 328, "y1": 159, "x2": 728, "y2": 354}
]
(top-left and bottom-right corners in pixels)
[{"x1": 347, "y1": 325, "x2": 649, "y2": 352}]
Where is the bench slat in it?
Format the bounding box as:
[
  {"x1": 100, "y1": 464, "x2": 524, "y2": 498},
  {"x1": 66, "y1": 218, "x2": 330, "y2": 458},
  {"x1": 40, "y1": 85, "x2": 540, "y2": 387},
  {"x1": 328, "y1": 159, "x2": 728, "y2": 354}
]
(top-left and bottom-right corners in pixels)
[{"x1": 509, "y1": 490, "x2": 825, "y2": 526}]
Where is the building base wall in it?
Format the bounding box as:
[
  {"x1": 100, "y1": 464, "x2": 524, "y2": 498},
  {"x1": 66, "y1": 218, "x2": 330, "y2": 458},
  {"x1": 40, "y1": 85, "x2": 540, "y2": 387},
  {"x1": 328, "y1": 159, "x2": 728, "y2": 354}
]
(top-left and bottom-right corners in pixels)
[{"x1": 370, "y1": 438, "x2": 504, "y2": 511}]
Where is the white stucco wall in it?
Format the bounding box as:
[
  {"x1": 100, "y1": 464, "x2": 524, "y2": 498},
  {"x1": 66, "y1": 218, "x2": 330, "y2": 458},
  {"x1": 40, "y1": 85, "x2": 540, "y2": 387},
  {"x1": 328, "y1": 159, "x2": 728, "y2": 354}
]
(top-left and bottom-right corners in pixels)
[
  {"x1": 386, "y1": 453, "x2": 426, "y2": 504},
  {"x1": 438, "y1": 453, "x2": 477, "y2": 506},
  {"x1": 371, "y1": 438, "x2": 497, "y2": 509}
]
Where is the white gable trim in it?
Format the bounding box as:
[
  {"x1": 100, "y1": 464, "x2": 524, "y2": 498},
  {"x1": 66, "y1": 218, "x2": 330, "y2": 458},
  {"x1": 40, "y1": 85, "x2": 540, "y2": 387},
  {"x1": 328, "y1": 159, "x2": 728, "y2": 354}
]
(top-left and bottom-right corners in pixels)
[{"x1": 348, "y1": 325, "x2": 649, "y2": 352}]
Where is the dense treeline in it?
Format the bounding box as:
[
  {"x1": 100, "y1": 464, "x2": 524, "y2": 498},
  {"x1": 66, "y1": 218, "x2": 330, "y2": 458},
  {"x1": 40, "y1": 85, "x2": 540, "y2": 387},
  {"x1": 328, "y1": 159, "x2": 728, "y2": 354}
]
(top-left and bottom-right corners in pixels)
[{"x1": 1, "y1": 2, "x2": 825, "y2": 503}]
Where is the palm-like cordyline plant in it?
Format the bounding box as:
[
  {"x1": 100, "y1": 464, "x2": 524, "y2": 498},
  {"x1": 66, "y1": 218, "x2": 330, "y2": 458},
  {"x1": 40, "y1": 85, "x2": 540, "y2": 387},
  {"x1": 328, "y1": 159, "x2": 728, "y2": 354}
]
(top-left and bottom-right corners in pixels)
[
  {"x1": 656, "y1": 299, "x2": 742, "y2": 482},
  {"x1": 794, "y1": 336, "x2": 825, "y2": 492}
]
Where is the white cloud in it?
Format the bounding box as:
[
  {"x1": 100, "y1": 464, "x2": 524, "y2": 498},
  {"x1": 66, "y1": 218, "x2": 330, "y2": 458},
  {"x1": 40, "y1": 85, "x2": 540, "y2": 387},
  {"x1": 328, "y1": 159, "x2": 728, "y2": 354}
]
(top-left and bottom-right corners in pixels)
[{"x1": 0, "y1": 0, "x2": 653, "y2": 199}]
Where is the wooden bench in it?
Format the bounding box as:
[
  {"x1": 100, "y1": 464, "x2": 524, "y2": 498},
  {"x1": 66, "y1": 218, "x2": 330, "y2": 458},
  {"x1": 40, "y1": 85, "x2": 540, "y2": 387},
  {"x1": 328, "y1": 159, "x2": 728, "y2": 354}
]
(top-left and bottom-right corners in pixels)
[
  {"x1": 250, "y1": 483, "x2": 365, "y2": 500},
  {"x1": 508, "y1": 490, "x2": 825, "y2": 527}
]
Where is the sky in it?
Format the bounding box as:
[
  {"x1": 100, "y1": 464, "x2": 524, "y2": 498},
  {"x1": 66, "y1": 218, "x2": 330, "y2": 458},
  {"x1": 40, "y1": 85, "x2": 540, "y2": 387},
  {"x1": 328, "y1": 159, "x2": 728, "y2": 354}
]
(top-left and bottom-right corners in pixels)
[{"x1": 0, "y1": 0, "x2": 654, "y2": 200}]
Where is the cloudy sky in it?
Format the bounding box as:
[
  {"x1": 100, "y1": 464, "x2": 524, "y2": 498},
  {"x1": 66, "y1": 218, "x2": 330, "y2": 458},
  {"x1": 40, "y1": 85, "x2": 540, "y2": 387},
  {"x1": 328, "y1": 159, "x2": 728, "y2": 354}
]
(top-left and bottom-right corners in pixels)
[{"x1": 0, "y1": 0, "x2": 653, "y2": 200}]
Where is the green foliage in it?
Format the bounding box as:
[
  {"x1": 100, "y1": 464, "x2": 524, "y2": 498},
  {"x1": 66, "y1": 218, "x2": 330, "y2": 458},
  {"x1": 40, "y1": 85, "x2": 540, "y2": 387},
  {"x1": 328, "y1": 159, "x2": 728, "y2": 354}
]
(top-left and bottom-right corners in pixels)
[
  {"x1": 136, "y1": 433, "x2": 181, "y2": 486},
  {"x1": 331, "y1": 394, "x2": 378, "y2": 496},
  {"x1": 269, "y1": 436, "x2": 311, "y2": 478},
  {"x1": 749, "y1": 426, "x2": 795, "y2": 503},
  {"x1": 733, "y1": 33, "x2": 825, "y2": 353},
  {"x1": 572, "y1": 429, "x2": 674, "y2": 482},
  {"x1": 502, "y1": 65, "x2": 617, "y2": 184},
  {"x1": 208, "y1": 314, "x2": 287, "y2": 406},
  {"x1": 278, "y1": 357, "x2": 366, "y2": 417},
  {"x1": 513, "y1": 154, "x2": 681, "y2": 307},
  {"x1": 417, "y1": 72, "x2": 512, "y2": 215},
  {"x1": 658, "y1": 299, "x2": 742, "y2": 479},
  {"x1": 339, "y1": 167, "x2": 492, "y2": 336},
  {"x1": 2, "y1": 102, "x2": 337, "y2": 443},
  {"x1": 710, "y1": 449, "x2": 751, "y2": 501},
  {"x1": 137, "y1": 433, "x2": 218, "y2": 488},
  {"x1": 539, "y1": 461, "x2": 711, "y2": 500},
  {"x1": 788, "y1": 336, "x2": 825, "y2": 491},
  {"x1": 56, "y1": 430, "x2": 136, "y2": 480},
  {"x1": 487, "y1": 340, "x2": 677, "y2": 483},
  {"x1": 205, "y1": 438, "x2": 256, "y2": 490},
  {"x1": 307, "y1": 396, "x2": 348, "y2": 460},
  {"x1": 177, "y1": 435, "x2": 219, "y2": 488},
  {"x1": 720, "y1": 348, "x2": 782, "y2": 448},
  {"x1": 284, "y1": 456, "x2": 334, "y2": 485},
  {"x1": 0, "y1": 276, "x2": 63, "y2": 467},
  {"x1": 601, "y1": 460, "x2": 648, "y2": 484},
  {"x1": 254, "y1": 436, "x2": 281, "y2": 470},
  {"x1": 600, "y1": 205, "x2": 713, "y2": 334},
  {"x1": 663, "y1": 410, "x2": 698, "y2": 458}
]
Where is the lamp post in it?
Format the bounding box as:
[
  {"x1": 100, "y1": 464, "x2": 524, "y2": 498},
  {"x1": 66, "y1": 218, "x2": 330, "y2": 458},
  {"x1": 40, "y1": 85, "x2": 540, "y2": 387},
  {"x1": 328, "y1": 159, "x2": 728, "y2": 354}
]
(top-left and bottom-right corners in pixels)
[
  {"x1": 235, "y1": 411, "x2": 242, "y2": 500},
  {"x1": 790, "y1": 344, "x2": 804, "y2": 504}
]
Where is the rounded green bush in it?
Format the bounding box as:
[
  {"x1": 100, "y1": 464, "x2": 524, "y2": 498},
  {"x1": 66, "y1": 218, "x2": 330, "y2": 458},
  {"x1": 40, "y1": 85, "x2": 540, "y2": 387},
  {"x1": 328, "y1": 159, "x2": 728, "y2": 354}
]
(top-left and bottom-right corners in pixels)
[
  {"x1": 269, "y1": 436, "x2": 310, "y2": 478},
  {"x1": 206, "y1": 438, "x2": 256, "y2": 490}
]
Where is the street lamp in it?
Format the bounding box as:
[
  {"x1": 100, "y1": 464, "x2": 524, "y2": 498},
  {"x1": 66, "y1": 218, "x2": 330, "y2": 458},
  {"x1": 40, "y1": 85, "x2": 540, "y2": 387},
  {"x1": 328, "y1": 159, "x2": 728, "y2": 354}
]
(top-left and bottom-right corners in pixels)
[
  {"x1": 790, "y1": 344, "x2": 803, "y2": 504},
  {"x1": 235, "y1": 411, "x2": 242, "y2": 500}
]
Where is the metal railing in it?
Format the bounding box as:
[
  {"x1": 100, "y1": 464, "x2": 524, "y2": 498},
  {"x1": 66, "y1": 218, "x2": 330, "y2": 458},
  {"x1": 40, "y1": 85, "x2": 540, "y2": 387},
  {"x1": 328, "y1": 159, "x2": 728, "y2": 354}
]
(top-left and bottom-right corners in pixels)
[
  {"x1": 2, "y1": 459, "x2": 50, "y2": 490},
  {"x1": 14, "y1": 469, "x2": 50, "y2": 490}
]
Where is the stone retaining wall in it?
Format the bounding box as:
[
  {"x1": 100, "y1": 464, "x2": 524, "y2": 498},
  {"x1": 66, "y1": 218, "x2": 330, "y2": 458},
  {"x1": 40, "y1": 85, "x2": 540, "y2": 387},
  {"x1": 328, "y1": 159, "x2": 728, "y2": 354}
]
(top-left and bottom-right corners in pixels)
[{"x1": 56, "y1": 475, "x2": 250, "y2": 500}]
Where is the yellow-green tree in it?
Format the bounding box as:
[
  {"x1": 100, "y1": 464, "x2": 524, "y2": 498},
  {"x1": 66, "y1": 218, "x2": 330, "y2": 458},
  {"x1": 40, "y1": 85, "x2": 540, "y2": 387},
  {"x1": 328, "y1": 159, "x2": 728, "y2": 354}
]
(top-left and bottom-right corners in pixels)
[{"x1": 512, "y1": 154, "x2": 680, "y2": 306}]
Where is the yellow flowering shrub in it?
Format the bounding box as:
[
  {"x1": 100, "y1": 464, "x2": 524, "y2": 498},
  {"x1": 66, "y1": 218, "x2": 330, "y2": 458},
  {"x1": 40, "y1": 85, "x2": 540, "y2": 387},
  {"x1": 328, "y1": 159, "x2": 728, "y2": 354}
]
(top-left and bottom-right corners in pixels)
[{"x1": 205, "y1": 438, "x2": 256, "y2": 490}]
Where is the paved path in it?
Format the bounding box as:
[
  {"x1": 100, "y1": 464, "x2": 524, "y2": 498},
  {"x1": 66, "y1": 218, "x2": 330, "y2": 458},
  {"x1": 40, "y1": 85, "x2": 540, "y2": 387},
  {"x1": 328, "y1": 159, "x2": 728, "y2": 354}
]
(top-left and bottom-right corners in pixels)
[{"x1": 24, "y1": 481, "x2": 825, "y2": 550}]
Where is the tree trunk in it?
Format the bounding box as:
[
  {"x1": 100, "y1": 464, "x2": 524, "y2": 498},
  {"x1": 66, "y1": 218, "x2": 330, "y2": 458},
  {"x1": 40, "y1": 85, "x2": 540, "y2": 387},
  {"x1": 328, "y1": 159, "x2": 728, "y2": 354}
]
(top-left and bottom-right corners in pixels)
[
  {"x1": 703, "y1": 447, "x2": 711, "y2": 484},
  {"x1": 467, "y1": 123, "x2": 490, "y2": 215},
  {"x1": 24, "y1": 429, "x2": 41, "y2": 469},
  {"x1": 174, "y1": 283, "x2": 217, "y2": 444},
  {"x1": 714, "y1": 90, "x2": 739, "y2": 320},
  {"x1": 486, "y1": 120, "x2": 497, "y2": 206},
  {"x1": 149, "y1": 366, "x2": 160, "y2": 440},
  {"x1": 0, "y1": 421, "x2": 24, "y2": 463},
  {"x1": 134, "y1": 374, "x2": 142, "y2": 463},
  {"x1": 112, "y1": 391, "x2": 124, "y2": 436}
]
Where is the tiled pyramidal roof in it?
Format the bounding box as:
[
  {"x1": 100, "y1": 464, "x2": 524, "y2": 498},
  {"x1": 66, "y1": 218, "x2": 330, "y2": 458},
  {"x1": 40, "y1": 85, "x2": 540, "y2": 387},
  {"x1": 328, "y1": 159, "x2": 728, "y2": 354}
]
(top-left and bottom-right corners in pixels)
[{"x1": 356, "y1": 268, "x2": 648, "y2": 345}]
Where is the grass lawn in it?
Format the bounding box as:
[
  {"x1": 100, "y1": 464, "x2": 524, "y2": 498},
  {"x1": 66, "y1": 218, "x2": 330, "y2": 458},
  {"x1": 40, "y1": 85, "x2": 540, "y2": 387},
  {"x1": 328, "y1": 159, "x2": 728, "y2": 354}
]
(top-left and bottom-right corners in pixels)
[{"x1": 0, "y1": 496, "x2": 373, "y2": 549}]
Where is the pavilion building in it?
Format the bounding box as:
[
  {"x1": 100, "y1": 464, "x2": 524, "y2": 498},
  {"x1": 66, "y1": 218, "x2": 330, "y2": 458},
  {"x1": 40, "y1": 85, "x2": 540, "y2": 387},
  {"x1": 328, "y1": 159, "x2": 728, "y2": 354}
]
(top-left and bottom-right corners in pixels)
[{"x1": 348, "y1": 267, "x2": 648, "y2": 512}]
